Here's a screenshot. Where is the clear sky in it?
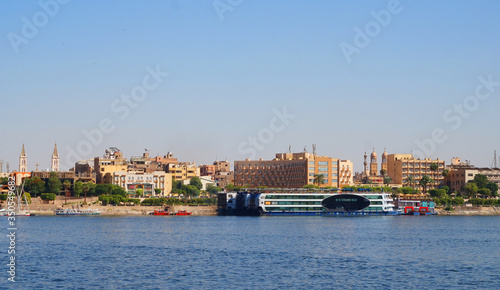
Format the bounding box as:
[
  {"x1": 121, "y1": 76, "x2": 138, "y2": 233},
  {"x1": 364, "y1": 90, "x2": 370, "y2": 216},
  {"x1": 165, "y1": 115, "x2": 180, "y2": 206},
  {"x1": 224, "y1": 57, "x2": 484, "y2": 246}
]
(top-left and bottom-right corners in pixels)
[{"x1": 1, "y1": 0, "x2": 499, "y2": 172}]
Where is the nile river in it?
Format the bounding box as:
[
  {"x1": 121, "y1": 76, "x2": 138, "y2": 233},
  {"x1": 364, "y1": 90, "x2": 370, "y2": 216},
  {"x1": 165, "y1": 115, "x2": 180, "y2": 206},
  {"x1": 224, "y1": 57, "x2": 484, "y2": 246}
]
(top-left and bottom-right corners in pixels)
[{"x1": 2, "y1": 215, "x2": 500, "y2": 289}]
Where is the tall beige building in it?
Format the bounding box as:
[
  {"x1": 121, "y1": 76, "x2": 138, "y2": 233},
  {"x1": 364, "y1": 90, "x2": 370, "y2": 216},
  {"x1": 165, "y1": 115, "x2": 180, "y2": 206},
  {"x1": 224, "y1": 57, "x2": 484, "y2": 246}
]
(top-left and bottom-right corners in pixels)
[
  {"x1": 234, "y1": 152, "x2": 353, "y2": 188},
  {"x1": 387, "y1": 154, "x2": 445, "y2": 190},
  {"x1": 94, "y1": 147, "x2": 127, "y2": 184}
]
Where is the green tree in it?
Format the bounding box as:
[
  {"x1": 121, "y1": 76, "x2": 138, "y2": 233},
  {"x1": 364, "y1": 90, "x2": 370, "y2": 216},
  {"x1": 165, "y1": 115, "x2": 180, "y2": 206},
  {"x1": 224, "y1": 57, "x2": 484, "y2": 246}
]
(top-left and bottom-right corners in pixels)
[
  {"x1": 185, "y1": 185, "x2": 200, "y2": 197},
  {"x1": 154, "y1": 188, "x2": 162, "y2": 195},
  {"x1": 313, "y1": 174, "x2": 325, "y2": 186},
  {"x1": 383, "y1": 176, "x2": 392, "y2": 186},
  {"x1": 82, "y1": 182, "x2": 91, "y2": 204},
  {"x1": 398, "y1": 187, "x2": 416, "y2": 195},
  {"x1": 478, "y1": 188, "x2": 491, "y2": 197},
  {"x1": 486, "y1": 182, "x2": 498, "y2": 197},
  {"x1": 24, "y1": 177, "x2": 45, "y2": 198},
  {"x1": 46, "y1": 172, "x2": 62, "y2": 195},
  {"x1": 41, "y1": 192, "x2": 57, "y2": 201},
  {"x1": 73, "y1": 181, "x2": 83, "y2": 197},
  {"x1": 472, "y1": 174, "x2": 489, "y2": 189},
  {"x1": 405, "y1": 176, "x2": 416, "y2": 189},
  {"x1": 111, "y1": 185, "x2": 127, "y2": 197},
  {"x1": 452, "y1": 197, "x2": 465, "y2": 206},
  {"x1": 95, "y1": 184, "x2": 113, "y2": 196},
  {"x1": 0, "y1": 177, "x2": 9, "y2": 185},
  {"x1": 62, "y1": 180, "x2": 72, "y2": 204},
  {"x1": 189, "y1": 177, "x2": 203, "y2": 190},
  {"x1": 225, "y1": 184, "x2": 235, "y2": 191},
  {"x1": 206, "y1": 184, "x2": 221, "y2": 195},
  {"x1": 135, "y1": 188, "x2": 144, "y2": 197},
  {"x1": 380, "y1": 169, "x2": 387, "y2": 178},
  {"x1": 22, "y1": 192, "x2": 31, "y2": 204},
  {"x1": 419, "y1": 175, "x2": 433, "y2": 193},
  {"x1": 441, "y1": 185, "x2": 450, "y2": 194},
  {"x1": 464, "y1": 182, "x2": 478, "y2": 199}
]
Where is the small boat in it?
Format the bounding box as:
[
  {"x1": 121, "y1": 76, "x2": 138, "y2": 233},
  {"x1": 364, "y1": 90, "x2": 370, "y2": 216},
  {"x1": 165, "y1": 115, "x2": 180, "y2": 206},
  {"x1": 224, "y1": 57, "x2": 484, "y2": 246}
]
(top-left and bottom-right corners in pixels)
[
  {"x1": 150, "y1": 210, "x2": 170, "y2": 216},
  {"x1": 55, "y1": 205, "x2": 101, "y2": 216},
  {"x1": 173, "y1": 210, "x2": 192, "y2": 216}
]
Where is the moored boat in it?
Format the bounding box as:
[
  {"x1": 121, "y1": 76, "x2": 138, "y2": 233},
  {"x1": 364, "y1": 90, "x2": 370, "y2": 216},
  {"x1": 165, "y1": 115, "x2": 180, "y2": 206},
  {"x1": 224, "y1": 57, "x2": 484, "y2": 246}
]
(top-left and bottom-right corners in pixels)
[
  {"x1": 174, "y1": 210, "x2": 192, "y2": 216},
  {"x1": 218, "y1": 190, "x2": 401, "y2": 216},
  {"x1": 150, "y1": 210, "x2": 170, "y2": 215}
]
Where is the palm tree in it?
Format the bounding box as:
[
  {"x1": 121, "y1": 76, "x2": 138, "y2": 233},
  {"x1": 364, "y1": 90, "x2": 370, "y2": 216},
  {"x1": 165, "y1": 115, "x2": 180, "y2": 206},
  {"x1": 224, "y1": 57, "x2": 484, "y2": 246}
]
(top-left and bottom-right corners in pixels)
[
  {"x1": 430, "y1": 162, "x2": 439, "y2": 189},
  {"x1": 383, "y1": 176, "x2": 392, "y2": 186},
  {"x1": 380, "y1": 169, "x2": 387, "y2": 178},
  {"x1": 313, "y1": 174, "x2": 325, "y2": 187},
  {"x1": 419, "y1": 175, "x2": 434, "y2": 193},
  {"x1": 405, "y1": 176, "x2": 415, "y2": 189},
  {"x1": 442, "y1": 169, "x2": 450, "y2": 187},
  {"x1": 62, "y1": 180, "x2": 71, "y2": 204},
  {"x1": 82, "y1": 182, "x2": 90, "y2": 205}
]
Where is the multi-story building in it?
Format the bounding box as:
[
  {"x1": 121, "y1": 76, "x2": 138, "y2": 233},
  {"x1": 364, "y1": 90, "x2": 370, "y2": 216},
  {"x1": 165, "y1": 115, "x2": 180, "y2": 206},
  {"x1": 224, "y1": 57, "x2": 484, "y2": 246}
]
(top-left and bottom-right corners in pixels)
[
  {"x1": 74, "y1": 160, "x2": 95, "y2": 183},
  {"x1": 94, "y1": 147, "x2": 127, "y2": 184},
  {"x1": 387, "y1": 154, "x2": 445, "y2": 190},
  {"x1": 167, "y1": 163, "x2": 200, "y2": 181},
  {"x1": 234, "y1": 152, "x2": 353, "y2": 188},
  {"x1": 200, "y1": 160, "x2": 234, "y2": 188},
  {"x1": 128, "y1": 151, "x2": 163, "y2": 173},
  {"x1": 446, "y1": 157, "x2": 500, "y2": 193},
  {"x1": 112, "y1": 171, "x2": 172, "y2": 197}
]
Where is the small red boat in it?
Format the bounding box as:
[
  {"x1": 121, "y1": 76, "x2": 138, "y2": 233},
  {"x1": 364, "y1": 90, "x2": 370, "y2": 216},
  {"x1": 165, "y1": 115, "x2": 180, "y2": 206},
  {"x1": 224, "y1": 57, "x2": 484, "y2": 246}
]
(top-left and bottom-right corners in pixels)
[
  {"x1": 150, "y1": 210, "x2": 170, "y2": 216},
  {"x1": 174, "y1": 210, "x2": 192, "y2": 216}
]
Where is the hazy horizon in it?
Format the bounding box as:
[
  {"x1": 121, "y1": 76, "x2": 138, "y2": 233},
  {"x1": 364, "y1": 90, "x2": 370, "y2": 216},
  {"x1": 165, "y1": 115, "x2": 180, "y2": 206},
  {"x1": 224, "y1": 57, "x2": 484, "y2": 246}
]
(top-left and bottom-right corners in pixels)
[{"x1": 1, "y1": 0, "x2": 499, "y2": 173}]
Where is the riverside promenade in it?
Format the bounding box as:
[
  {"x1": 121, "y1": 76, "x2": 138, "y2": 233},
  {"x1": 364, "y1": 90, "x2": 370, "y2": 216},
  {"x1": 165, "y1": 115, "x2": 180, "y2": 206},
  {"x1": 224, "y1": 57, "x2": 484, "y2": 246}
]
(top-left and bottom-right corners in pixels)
[{"x1": 20, "y1": 197, "x2": 218, "y2": 216}]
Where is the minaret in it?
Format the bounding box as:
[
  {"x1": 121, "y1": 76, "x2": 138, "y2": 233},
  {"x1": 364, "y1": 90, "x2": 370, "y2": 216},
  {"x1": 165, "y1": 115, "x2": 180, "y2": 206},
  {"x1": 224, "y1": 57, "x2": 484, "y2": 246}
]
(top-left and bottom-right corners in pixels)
[
  {"x1": 370, "y1": 148, "x2": 378, "y2": 176},
  {"x1": 51, "y1": 143, "x2": 60, "y2": 172},
  {"x1": 381, "y1": 148, "x2": 388, "y2": 172},
  {"x1": 19, "y1": 144, "x2": 27, "y2": 172},
  {"x1": 363, "y1": 151, "x2": 368, "y2": 176}
]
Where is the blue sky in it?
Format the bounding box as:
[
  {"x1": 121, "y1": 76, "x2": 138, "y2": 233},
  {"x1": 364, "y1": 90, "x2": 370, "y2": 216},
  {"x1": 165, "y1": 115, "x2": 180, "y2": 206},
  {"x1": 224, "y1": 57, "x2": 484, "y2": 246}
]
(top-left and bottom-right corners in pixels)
[{"x1": 1, "y1": 0, "x2": 499, "y2": 172}]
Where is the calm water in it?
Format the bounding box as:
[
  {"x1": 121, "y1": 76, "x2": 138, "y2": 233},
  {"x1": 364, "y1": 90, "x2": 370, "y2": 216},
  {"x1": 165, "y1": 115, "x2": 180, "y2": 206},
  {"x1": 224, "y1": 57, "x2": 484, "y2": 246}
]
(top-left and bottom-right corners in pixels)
[{"x1": 2, "y1": 215, "x2": 500, "y2": 289}]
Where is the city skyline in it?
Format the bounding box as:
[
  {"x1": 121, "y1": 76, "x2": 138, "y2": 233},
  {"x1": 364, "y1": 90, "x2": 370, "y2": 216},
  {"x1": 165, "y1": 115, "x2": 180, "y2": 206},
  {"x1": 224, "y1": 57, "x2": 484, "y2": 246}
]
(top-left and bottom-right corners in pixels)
[{"x1": 1, "y1": 1, "x2": 499, "y2": 173}]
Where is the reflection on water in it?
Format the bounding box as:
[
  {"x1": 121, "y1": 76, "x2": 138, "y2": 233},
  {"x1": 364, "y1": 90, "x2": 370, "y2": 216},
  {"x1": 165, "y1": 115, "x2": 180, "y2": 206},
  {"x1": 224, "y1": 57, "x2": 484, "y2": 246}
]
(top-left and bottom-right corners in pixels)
[{"x1": 1, "y1": 216, "x2": 500, "y2": 289}]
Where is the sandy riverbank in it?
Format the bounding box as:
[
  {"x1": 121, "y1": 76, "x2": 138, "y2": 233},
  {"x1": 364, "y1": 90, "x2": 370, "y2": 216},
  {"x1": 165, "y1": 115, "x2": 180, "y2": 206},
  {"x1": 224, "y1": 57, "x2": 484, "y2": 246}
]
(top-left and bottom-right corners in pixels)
[
  {"x1": 27, "y1": 204, "x2": 217, "y2": 216},
  {"x1": 435, "y1": 205, "x2": 500, "y2": 216}
]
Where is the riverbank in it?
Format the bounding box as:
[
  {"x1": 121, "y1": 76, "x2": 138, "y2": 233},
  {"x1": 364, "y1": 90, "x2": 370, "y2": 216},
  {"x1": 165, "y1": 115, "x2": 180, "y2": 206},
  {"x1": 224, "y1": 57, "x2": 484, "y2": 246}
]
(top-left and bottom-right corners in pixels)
[
  {"x1": 435, "y1": 205, "x2": 500, "y2": 215},
  {"x1": 27, "y1": 204, "x2": 218, "y2": 216}
]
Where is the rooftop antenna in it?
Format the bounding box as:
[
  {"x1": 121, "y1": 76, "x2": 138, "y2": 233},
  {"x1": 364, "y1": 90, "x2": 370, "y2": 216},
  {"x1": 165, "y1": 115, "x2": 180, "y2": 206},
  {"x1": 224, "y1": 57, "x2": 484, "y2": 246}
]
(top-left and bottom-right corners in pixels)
[
  {"x1": 6, "y1": 162, "x2": 10, "y2": 173},
  {"x1": 312, "y1": 144, "x2": 317, "y2": 156},
  {"x1": 0, "y1": 160, "x2": 3, "y2": 173},
  {"x1": 303, "y1": 146, "x2": 307, "y2": 153},
  {"x1": 492, "y1": 150, "x2": 498, "y2": 168},
  {"x1": 288, "y1": 145, "x2": 291, "y2": 154}
]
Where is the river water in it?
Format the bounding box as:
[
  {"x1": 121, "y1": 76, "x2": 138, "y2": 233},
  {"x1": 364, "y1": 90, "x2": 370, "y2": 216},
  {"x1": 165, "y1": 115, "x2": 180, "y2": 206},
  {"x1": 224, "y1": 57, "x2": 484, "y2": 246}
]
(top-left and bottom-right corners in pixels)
[{"x1": 2, "y1": 215, "x2": 500, "y2": 289}]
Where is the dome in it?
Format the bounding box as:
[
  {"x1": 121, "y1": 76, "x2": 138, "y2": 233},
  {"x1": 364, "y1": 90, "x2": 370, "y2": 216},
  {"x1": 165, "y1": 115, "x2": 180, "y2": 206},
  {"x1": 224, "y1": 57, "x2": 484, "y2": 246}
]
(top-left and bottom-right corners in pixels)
[
  {"x1": 382, "y1": 149, "x2": 388, "y2": 158},
  {"x1": 370, "y1": 149, "x2": 377, "y2": 159}
]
